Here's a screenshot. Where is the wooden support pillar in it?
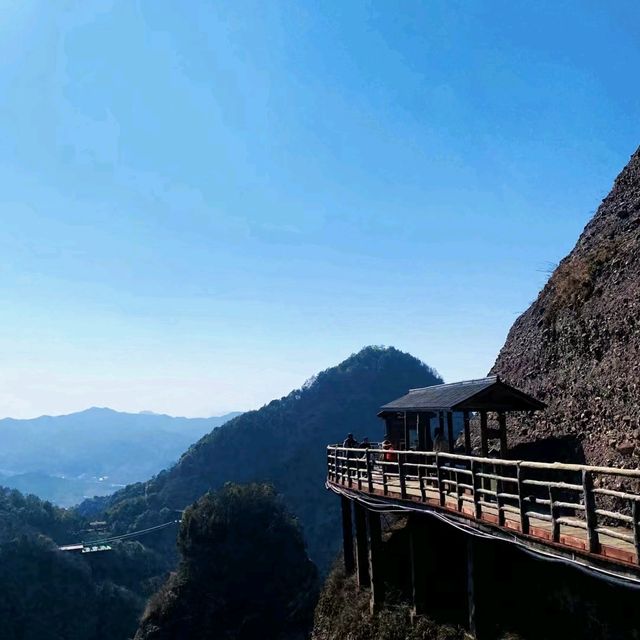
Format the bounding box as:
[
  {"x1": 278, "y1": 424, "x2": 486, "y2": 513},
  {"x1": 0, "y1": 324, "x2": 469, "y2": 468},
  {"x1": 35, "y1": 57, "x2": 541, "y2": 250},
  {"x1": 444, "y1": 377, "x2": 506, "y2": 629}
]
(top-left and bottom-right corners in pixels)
[
  {"x1": 353, "y1": 502, "x2": 370, "y2": 588},
  {"x1": 463, "y1": 410, "x2": 471, "y2": 454},
  {"x1": 426, "y1": 413, "x2": 433, "y2": 451},
  {"x1": 446, "y1": 411, "x2": 454, "y2": 452},
  {"x1": 498, "y1": 412, "x2": 508, "y2": 458},
  {"x1": 409, "y1": 516, "x2": 427, "y2": 617},
  {"x1": 366, "y1": 510, "x2": 385, "y2": 613},
  {"x1": 480, "y1": 410, "x2": 488, "y2": 457},
  {"x1": 549, "y1": 486, "x2": 560, "y2": 542},
  {"x1": 438, "y1": 411, "x2": 445, "y2": 438},
  {"x1": 341, "y1": 496, "x2": 355, "y2": 575},
  {"x1": 467, "y1": 536, "x2": 477, "y2": 638}
]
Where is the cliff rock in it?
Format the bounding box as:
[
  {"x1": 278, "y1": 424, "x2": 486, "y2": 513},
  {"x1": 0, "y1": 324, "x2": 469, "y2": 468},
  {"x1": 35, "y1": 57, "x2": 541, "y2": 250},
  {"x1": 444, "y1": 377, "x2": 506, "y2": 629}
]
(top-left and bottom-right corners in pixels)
[{"x1": 492, "y1": 147, "x2": 640, "y2": 467}]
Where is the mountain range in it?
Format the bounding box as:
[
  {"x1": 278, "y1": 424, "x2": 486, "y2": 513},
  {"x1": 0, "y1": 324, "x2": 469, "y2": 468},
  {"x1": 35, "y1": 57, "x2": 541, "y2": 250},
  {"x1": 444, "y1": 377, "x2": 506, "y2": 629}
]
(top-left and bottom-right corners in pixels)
[
  {"x1": 83, "y1": 346, "x2": 443, "y2": 571},
  {"x1": 0, "y1": 408, "x2": 240, "y2": 506}
]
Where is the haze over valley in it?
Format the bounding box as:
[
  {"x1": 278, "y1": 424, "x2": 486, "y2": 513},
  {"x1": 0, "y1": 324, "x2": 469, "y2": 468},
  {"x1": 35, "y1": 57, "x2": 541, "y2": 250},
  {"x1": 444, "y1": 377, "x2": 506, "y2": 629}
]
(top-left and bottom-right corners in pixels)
[{"x1": 0, "y1": 408, "x2": 240, "y2": 506}]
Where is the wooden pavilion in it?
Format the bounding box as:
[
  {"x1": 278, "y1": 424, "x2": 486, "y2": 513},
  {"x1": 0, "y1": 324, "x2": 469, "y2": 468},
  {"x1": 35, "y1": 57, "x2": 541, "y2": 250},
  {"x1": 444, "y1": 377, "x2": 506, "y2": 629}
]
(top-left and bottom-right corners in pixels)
[{"x1": 378, "y1": 376, "x2": 546, "y2": 457}]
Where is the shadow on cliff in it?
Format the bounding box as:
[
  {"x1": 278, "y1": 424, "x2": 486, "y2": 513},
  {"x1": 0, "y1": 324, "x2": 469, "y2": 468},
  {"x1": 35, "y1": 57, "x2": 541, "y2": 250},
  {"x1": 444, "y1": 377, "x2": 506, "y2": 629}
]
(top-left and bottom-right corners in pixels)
[{"x1": 510, "y1": 434, "x2": 586, "y2": 464}]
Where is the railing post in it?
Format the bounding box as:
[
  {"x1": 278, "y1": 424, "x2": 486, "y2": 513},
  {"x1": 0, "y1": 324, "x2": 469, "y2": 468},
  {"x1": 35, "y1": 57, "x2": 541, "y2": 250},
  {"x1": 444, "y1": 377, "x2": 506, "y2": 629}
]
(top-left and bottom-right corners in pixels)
[
  {"x1": 471, "y1": 459, "x2": 481, "y2": 519},
  {"x1": 582, "y1": 470, "x2": 599, "y2": 553},
  {"x1": 633, "y1": 500, "x2": 640, "y2": 564},
  {"x1": 334, "y1": 448, "x2": 340, "y2": 483},
  {"x1": 456, "y1": 469, "x2": 463, "y2": 512},
  {"x1": 436, "y1": 453, "x2": 445, "y2": 507},
  {"x1": 549, "y1": 486, "x2": 560, "y2": 542},
  {"x1": 418, "y1": 458, "x2": 426, "y2": 502},
  {"x1": 382, "y1": 457, "x2": 388, "y2": 496},
  {"x1": 496, "y1": 463, "x2": 505, "y2": 527},
  {"x1": 366, "y1": 449, "x2": 374, "y2": 494},
  {"x1": 517, "y1": 463, "x2": 529, "y2": 535},
  {"x1": 399, "y1": 452, "x2": 407, "y2": 499},
  {"x1": 346, "y1": 449, "x2": 352, "y2": 488}
]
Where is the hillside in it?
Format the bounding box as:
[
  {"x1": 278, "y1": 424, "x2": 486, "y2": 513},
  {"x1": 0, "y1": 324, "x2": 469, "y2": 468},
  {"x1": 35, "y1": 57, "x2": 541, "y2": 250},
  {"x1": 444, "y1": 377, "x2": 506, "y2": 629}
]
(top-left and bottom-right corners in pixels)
[
  {"x1": 0, "y1": 408, "x2": 240, "y2": 506},
  {"x1": 492, "y1": 146, "x2": 640, "y2": 466},
  {"x1": 0, "y1": 487, "x2": 167, "y2": 640},
  {"x1": 134, "y1": 484, "x2": 318, "y2": 640},
  {"x1": 90, "y1": 346, "x2": 443, "y2": 569}
]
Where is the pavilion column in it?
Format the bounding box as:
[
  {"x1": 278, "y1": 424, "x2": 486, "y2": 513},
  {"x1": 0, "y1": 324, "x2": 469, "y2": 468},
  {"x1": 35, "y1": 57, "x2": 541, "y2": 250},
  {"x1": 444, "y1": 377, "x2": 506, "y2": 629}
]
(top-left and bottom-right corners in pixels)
[
  {"x1": 340, "y1": 496, "x2": 355, "y2": 575},
  {"x1": 463, "y1": 410, "x2": 471, "y2": 454},
  {"x1": 367, "y1": 509, "x2": 385, "y2": 613},
  {"x1": 479, "y1": 410, "x2": 489, "y2": 457},
  {"x1": 417, "y1": 413, "x2": 426, "y2": 451},
  {"x1": 426, "y1": 413, "x2": 433, "y2": 450},
  {"x1": 403, "y1": 411, "x2": 410, "y2": 450},
  {"x1": 438, "y1": 411, "x2": 445, "y2": 440},
  {"x1": 446, "y1": 411, "x2": 454, "y2": 452},
  {"x1": 498, "y1": 412, "x2": 508, "y2": 457}
]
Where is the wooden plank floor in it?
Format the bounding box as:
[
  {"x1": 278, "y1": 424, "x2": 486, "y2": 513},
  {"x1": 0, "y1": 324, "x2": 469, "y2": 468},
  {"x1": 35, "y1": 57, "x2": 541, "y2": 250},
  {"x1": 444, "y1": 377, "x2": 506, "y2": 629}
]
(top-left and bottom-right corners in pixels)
[{"x1": 333, "y1": 471, "x2": 639, "y2": 567}]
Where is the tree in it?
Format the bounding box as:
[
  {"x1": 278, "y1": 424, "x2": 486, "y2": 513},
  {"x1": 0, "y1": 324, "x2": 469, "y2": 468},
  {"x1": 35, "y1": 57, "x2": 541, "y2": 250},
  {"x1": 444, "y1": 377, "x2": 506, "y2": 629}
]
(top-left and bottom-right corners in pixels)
[{"x1": 135, "y1": 483, "x2": 319, "y2": 640}]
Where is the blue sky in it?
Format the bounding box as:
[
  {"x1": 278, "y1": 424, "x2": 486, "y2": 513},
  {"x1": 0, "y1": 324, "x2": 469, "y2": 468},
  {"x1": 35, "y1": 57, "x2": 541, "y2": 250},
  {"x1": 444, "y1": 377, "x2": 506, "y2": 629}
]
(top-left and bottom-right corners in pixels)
[{"x1": 1, "y1": 1, "x2": 639, "y2": 418}]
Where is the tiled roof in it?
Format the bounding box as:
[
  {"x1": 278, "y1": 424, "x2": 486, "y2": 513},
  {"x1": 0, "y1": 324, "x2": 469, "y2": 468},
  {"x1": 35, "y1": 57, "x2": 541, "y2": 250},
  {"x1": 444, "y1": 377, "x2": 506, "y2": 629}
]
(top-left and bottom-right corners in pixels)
[{"x1": 379, "y1": 376, "x2": 545, "y2": 413}]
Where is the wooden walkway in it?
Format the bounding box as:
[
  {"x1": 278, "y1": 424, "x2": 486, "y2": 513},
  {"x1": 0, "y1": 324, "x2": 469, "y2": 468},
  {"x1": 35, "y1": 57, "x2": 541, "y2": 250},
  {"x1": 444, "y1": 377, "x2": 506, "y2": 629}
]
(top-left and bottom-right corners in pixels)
[{"x1": 327, "y1": 446, "x2": 640, "y2": 570}]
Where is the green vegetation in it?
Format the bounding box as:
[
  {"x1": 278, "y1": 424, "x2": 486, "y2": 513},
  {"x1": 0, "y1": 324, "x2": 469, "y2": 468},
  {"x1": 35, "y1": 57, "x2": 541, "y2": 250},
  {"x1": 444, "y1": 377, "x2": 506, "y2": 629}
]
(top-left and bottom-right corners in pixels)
[
  {"x1": 89, "y1": 346, "x2": 442, "y2": 570},
  {"x1": 546, "y1": 237, "x2": 621, "y2": 320},
  {"x1": 1, "y1": 347, "x2": 443, "y2": 639},
  {"x1": 134, "y1": 483, "x2": 318, "y2": 640},
  {"x1": 312, "y1": 565, "x2": 465, "y2": 640},
  {"x1": 0, "y1": 487, "x2": 166, "y2": 640}
]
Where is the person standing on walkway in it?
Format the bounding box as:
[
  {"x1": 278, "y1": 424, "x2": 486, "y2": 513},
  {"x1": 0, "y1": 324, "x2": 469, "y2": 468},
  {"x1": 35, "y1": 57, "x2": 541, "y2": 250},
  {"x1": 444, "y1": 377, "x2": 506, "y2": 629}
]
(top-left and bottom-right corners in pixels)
[{"x1": 343, "y1": 433, "x2": 358, "y2": 448}]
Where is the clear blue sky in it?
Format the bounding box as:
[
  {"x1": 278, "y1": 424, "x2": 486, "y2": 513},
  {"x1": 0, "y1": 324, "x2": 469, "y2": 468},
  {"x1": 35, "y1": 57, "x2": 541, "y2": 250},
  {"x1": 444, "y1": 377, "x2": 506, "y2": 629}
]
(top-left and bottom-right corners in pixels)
[{"x1": 1, "y1": 1, "x2": 639, "y2": 418}]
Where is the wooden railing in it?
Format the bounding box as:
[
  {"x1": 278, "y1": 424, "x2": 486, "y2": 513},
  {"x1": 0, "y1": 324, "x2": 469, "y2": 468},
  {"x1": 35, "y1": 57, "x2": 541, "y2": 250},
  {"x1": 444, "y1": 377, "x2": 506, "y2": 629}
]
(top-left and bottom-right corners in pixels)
[{"x1": 327, "y1": 445, "x2": 640, "y2": 566}]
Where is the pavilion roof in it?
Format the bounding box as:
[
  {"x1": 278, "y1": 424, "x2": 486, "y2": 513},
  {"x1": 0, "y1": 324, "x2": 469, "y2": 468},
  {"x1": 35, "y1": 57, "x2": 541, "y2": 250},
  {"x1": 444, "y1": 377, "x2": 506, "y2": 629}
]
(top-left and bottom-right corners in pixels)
[{"x1": 378, "y1": 376, "x2": 546, "y2": 414}]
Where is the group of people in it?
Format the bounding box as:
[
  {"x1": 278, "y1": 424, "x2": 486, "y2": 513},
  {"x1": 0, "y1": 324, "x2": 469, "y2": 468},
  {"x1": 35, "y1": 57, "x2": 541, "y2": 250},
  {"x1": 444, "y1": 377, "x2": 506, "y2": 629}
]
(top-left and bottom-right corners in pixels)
[
  {"x1": 342, "y1": 433, "x2": 396, "y2": 461},
  {"x1": 342, "y1": 433, "x2": 370, "y2": 449},
  {"x1": 342, "y1": 428, "x2": 449, "y2": 453}
]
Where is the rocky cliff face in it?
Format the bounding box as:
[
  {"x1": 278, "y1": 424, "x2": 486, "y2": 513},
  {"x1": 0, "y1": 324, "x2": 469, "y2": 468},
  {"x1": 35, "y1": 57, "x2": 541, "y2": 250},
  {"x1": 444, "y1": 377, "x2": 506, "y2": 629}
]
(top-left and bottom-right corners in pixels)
[{"x1": 492, "y1": 147, "x2": 640, "y2": 467}]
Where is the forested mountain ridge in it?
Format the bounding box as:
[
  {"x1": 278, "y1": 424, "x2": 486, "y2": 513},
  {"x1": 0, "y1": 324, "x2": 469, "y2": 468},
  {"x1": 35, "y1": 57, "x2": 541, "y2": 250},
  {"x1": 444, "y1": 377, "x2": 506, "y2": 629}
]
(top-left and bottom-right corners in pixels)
[
  {"x1": 88, "y1": 346, "x2": 443, "y2": 569},
  {"x1": 493, "y1": 146, "x2": 640, "y2": 466},
  {"x1": 0, "y1": 408, "x2": 240, "y2": 506}
]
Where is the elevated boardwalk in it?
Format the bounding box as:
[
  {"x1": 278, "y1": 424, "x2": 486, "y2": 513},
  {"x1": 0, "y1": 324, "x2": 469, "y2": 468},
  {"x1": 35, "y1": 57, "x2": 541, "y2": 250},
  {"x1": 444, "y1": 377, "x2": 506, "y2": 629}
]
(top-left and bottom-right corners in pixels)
[{"x1": 327, "y1": 445, "x2": 640, "y2": 576}]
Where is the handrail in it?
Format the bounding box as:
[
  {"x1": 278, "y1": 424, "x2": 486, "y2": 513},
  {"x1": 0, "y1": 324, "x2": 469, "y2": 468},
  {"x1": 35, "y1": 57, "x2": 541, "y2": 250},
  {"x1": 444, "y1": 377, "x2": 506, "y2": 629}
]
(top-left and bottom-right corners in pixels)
[
  {"x1": 327, "y1": 444, "x2": 640, "y2": 478},
  {"x1": 326, "y1": 445, "x2": 640, "y2": 566}
]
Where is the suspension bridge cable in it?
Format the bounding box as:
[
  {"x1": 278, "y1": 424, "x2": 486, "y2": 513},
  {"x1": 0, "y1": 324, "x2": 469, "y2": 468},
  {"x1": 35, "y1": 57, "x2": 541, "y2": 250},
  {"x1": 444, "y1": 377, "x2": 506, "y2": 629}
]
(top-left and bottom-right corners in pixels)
[{"x1": 60, "y1": 518, "x2": 181, "y2": 550}]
